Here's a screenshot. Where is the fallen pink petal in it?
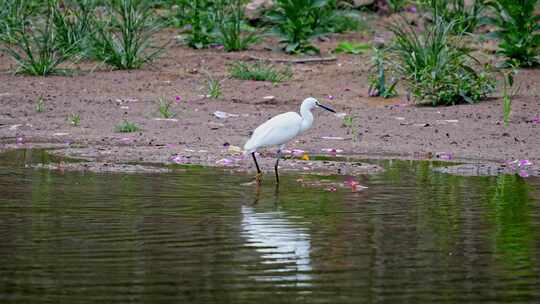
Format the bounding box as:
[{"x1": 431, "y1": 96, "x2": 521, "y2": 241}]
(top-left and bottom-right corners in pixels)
[
  {"x1": 169, "y1": 155, "x2": 189, "y2": 164},
  {"x1": 518, "y1": 170, "x2": 530, "y2": 178},
  {"x1": 216, "y1": 158, "x2": 234, "y2": 166},
  {"x1": 436, "y1": 152, "x2": 453, "y2": 160},
  {"x1": 321, "y1": 148, "x2": 343, "y2": 155},
  {"x1": 291, "y1": 149, "x2": 306, "y2": 157},
  {"x1": 518, "y1": 159, "x2": 532, "y2": 167}
]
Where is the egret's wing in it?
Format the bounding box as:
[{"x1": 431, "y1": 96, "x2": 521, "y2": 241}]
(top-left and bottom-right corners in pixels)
[{"x1": 244, "y1": 112, "x2": 301, "y2": 151}]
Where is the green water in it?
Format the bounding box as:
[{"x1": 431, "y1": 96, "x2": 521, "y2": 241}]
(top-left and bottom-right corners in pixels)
[{"x1": 1, "y1": 150, "x2": 539, "y2": 303}]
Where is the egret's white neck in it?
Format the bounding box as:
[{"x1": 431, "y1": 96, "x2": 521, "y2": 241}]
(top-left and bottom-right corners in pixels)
[{"x1": 299, "y1": 103, "x2": 314, "y2": 132}]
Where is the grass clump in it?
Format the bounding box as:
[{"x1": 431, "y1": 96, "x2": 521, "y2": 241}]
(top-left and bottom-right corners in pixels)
[
  {"x1": 419, "y1": 0, "x2": 485, "y2": 34},
  {"x1": 69, "y1": 113, "x2": 81, "y2": 126},
  {"x1": 388, "y1": 18, "x2": 495, "y2": 106},
  {"x1": 229, "y1": 61, "x2": 292, "y2": 83},
  {"x1": 368, "y1": 47, "x2": 398, "y2": 98},
  {"x1": 500, "y1": 67, "x2": 520, "y2": 127},
  {"x1": 90, "y1": 0, "x2": 164, "y2": 69},
  {"x1": 0, "y1": 2, "x2": 80, "y2": 76},
  {"x1": 206, "y1": 74, "x2": 222, "y2": 98},
  {"x1": 158, "y1": 96, "x2": 176, "y2": 118},
  {"x1": 115, "y1": 119, "x2": 140, "y2": 133},
  {"x1": 482, "y1": 0, "x2": 540, "y2": 67},
  {"x1": 215, "y1": 0, "x2": 260, "y2": 51},
  {"x1": 51, "y1": 0, "x2": 94, "y2": 57},
  {"x1": 35, "y1": 97, "x2": 45, "y2": 112}
]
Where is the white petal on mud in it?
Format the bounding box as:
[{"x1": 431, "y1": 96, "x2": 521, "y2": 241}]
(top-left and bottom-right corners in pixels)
[
  {"x1": 53, "y1": 132, "x2": 69, "y2": 136},
  {"x1": 9, "y1": 124, "x2": 22, "y2": 130},
  {"x1": 214, "y1": 111, "x2": 239, "y2": 119},
  {"x1": 154, "y1": 118, "x2": 179, "y2": 122},
  {"x1": 321, "y1": 136, "x2": 345, "y2": 140},
  {"x1": 394, "y1": 117, "x2": 406, "y2": 120},
  {"x1": 262, "y1": 95, "x2": 275, "y2": 100},
  {"x1": 334, "y1": 112, "x2": 347, "y2": 118}
]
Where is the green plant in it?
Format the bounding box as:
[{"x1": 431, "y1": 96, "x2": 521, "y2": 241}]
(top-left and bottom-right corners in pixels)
[
  {"x1": 178, "y1": 0, "x2": 218, "y2": 49},
  {"x1": 51, "y1": 0, "x2": 94, "y2": 56},
  {"x1": 215, "y1": 0, "x2": 260, "y2": 51},
  {"x1": 387, "y1": 0, "x2": 409, "y2": 13},
  {"x1": 419, "y1": 0, "x2": 485, "y2": 34},
  {"x1": 158, "y1": 96, "x2": 176, "y2": 118},
  {"x1": 482, "y1": 0, "x2": 540, "y2": 67},
  {"x1": 0, "y1": 3, "x2": 80, "y2": 76},
  {"x1": 318, "y1": 1, "x2": 362, "y2": 33},
  {"x1": 501, "y1": 67, "x2": 520, "y2": 127},
  {"x1": 334, "y1": 41, "x2": 371, "y2": 54},
  {"x1": 207, "y1": 74, "x2": 222, "y2": 98},
  {"x1": 0, "y1": 0, "x2": 37, "y2": 38},
  {"x1": 388, "y1": 18, "x2": 495, "y2": 105},
  {"x1": 69, "y1": 113, "x2": 81, "y2": 126},
  {"x1": 90, "y1": 0, "x2": 164, "y2": 69},
  {"x1": 35, "y1": 96, "x2": 45, "y2": 112},
  {"x1": 368, "y1": 47, "x2": 398, "y2": 98},
  {"x1": 266, "y1": 0, "x2": 329, "y2": 54},
  {"x1": 342, "y1": 115, "x2": 358, "y2": 141},
  {"x1": 115, "y1": 119, "x2": 140, "y2": 132},
  {"x1": 229, "y1": 61, "x2": 292, "y2": 83}
]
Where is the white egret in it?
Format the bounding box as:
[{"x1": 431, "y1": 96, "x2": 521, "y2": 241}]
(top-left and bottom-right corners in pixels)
[{"x1": 244, "y1": 97, "x2": 336, "y2": 184}]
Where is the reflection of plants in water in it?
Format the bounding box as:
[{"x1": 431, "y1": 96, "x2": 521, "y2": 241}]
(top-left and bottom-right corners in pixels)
[{"x1": 487, "y1": 174, "x2": 535, "y2": 273}]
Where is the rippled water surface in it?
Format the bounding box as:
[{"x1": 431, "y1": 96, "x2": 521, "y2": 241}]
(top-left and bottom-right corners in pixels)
[{"x1": 1, "y1": 150, "x2": 540, "y2": 303}]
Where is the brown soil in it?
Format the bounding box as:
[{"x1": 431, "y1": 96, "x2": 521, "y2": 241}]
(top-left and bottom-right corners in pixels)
[{"x1": 0, "y1": 27, "x2": 539, "y2": 176}]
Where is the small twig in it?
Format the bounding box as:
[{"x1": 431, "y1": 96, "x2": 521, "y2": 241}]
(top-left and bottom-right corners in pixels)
[{"x1": 246, "y1": 55, "x2": 337, "y2": 64}]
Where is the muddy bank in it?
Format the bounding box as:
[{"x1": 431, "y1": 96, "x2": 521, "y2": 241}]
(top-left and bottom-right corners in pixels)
[{"x1": 1, "y1": 29, "x2": 539, "y2": 176}]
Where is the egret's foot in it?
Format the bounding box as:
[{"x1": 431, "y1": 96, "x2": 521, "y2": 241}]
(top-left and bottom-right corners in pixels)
[{"x1": 255, "y1": 172, "x2": 263, "y2": 184}]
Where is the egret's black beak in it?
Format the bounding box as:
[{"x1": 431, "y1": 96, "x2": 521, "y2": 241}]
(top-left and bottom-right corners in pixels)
[{"x1": 317, "y1": 103, "x2": 336, "y2": 113}]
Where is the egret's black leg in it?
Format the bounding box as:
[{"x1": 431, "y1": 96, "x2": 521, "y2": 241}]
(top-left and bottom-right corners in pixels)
[
  {"x1": 252, "y1": 152, "x2": 262, "y2": 183},
  {"x1": 274, "y1": 149, "x2": 282, "y2": 184}
]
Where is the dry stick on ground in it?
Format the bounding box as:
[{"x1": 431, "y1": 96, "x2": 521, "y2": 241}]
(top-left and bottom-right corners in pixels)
[{"x1": 246, "y1": 55, "x2": 337, "y2": 64}]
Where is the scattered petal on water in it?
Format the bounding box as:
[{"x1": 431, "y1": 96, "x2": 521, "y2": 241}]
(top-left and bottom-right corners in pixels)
[
  {"x1": 175, "y1": 95, "x2": 181, "y2": 102},
  {"x1": 327, "y1": 95, "x2": 335, "y2": 100},
  {"x1": 16, "y1": 137, "x2": 24, "y2": 144},
  {"x1": 532, "y1": 116, "x2": 540, "y2": 124},
  {"x1": 165, "y1": 143, "x2": 176, "y2": 149}
]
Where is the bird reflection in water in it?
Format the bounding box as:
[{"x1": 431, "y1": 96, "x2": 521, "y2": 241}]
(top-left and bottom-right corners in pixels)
[{"x1": 241, "y1": 190, "x2": 312, "y2": 286}]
